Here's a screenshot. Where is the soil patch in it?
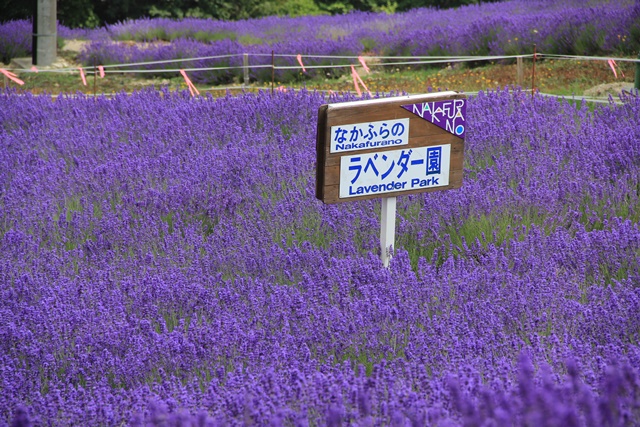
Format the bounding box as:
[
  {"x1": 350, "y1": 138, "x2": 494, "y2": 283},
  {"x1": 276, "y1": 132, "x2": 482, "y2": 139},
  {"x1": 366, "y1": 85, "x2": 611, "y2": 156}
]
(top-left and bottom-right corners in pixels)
[
  {"x1": 61, "y1": 39, "x2": 88, "y2": 53},
  {"x1": 584, "y1": 82, "x2": 636, "y2": 97}
]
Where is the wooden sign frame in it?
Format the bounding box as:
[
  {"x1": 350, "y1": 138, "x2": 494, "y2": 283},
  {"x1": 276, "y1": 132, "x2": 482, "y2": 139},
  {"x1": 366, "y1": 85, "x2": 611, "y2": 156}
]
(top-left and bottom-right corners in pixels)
[{"x1": 316, "y1": 91, "x2": 467, "y2": 204}]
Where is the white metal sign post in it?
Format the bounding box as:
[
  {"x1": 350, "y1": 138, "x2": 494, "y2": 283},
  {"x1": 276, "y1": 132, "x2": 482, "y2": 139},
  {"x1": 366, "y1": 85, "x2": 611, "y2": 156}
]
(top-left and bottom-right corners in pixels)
[
  {"x1": 380, "y1": 196, "x2": 396, "y2": 267},
  {"x1": 316, "y1": 92, "x2": 467, "y2": 267}
]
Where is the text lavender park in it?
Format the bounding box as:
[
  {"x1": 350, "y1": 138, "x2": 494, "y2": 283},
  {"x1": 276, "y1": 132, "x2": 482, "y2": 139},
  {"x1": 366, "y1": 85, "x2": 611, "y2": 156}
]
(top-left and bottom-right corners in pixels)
[{"x1": 340, "y1": 144, "x2": 451, "y2": 198}]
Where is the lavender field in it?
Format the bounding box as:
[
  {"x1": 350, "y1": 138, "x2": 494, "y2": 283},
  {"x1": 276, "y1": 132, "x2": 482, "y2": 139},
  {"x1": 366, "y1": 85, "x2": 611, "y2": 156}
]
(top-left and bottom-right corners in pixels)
[
  {"x1": 1, "y1": 0, "x2": 639, "y2": 84},
  {"x1": 1, "y1": 86, "x2": 639, "y2": 425},
  {"x1": 55, "y1": 0, "x2": 640, "y2": 85}
]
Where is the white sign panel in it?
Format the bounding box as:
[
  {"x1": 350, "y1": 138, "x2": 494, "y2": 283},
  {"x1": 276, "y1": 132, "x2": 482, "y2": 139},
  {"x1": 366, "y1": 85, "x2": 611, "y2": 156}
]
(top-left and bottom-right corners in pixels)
[
  {"x1": 339, "y1": 144, "x2": 451, "y2": 198},
  {"x1": 330, "y1": 118, "x2": 410, "y2": 153}
]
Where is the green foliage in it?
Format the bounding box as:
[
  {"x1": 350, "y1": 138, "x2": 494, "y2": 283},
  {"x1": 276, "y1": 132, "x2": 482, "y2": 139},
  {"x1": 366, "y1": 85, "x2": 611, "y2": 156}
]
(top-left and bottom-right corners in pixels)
[
  {"x1": 316, "y1": 1, "x2": 355, "y2": 14},
  {"x1": 148, "y1": 5, "x2": 213, "y2": 19},
  {"x1": 374, "y1": 1, "x2": 398, "y2": 14},
  {"x1": 543, "y1": 23, "x2": 607, "y2": 57},
  {"x1": 237, "y1": 34, "x2": 264, "y2": 44},
  {"x1": 360, "y1": 37, "x2": 378, "y2": 52},
  {"x1": 2, "y1": 0, "x2": 503, "y2": 27},
  {"x1": 397, "y1": 201, "x2": 551, "y2": 272},
  {"x1": 0, "y1": 0, "x2": 31, "y2": 22},
  {"x1": 195, "y1": 31, "x2": 237, "y2": 43},
  {"x1": 61, "y1": 1, "x2": 101, "y2": 28},
  {"x1": 254, "y1": 0, "x2": 328, "y2": 17},
  {"x1": 124, "y1": 27, "x2": 169, "y2": 42},
  {"x1": 573, "y1": 24, "x2": 606, "y2": 56},
  {"x1": 316, "y1": 0, "x2": 399, "y2": 14},
  {"x1": 196, "y1": 0, "x2": 265, "y2": 21},
  {"x1": 394, "y1": 0, "x2": 489, "y2": 11},
  {"x1": 623, "y1": 23, "x2": 640, "y2": 55}
]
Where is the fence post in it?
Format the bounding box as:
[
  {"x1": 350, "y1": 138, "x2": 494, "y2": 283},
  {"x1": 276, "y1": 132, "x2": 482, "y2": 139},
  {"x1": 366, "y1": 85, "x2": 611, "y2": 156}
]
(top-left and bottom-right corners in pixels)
[
  {"x1": 516, "y1": 56, "x2": 523, "y2": 87},
  {"x1": 243, "y1": 53, "x2": 249, "y2": 88},
  {"x1": 635, "y1": 52, "x2": 640, "y2": 90},
  {"x1": 531, "y1": 44, "x2": 537, "y2": 96},
  {"x1": 93, "y1": 58, "x2": 97, "y2": 97}
]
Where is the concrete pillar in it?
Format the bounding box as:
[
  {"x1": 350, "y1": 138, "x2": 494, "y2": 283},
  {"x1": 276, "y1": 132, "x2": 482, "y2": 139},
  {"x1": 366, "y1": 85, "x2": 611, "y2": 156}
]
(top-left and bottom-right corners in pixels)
[{"x1": 33, "y1": 0, "x2": 57, "y2": 66}]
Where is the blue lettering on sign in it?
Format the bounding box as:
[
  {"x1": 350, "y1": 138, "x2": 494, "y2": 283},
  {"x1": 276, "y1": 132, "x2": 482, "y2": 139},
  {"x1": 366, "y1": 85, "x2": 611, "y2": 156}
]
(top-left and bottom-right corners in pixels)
[
  {"x1": 335, "y1": 138, "x2": 403, "y2": 152},
  {"x1": 334, "y1": 128, "x2": 348, "y2": 143},
  {"x1": 379, "y1": 123, "x2": 390, "y2": 139},
  {"x1": 391, "y1": 122, "x2": 405, "y2": 136},
  {"x1": 396, "y1": 149, "x2": 412, "y2": 178},
  {"x1": 427, "y1": 147, "x2": 442, "y2": 175},
  {"x1": 331, "y1": 118, "x2": 410, "y2": 153},
  {"x1": 348, "y1": 156, "x2": 362, "y2": 184},
  {"x1": 340, "y1": 144, "x2": 451, "y2": 199},
  {"x1": 380, "y1": 154, "x2": 395, "y2": 180},
  {"x1": 348, "y1": 181, "x2": 408, "y2": 195},
  {"x1": 410, "y1": 177, "x2": 440, "y2": 187},
  {"x1": 364, "y1": 154, "x2": 379, "y2": 177}
]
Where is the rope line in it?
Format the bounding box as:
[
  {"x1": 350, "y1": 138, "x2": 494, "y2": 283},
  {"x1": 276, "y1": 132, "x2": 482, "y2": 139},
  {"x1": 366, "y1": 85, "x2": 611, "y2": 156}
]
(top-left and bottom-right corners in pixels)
[
  {"x1": 5, "y1": 52, "x2": 638, "y2": 75},
  {"x1": 3, "y1": 52, "x2": 638, "y2": 99}
]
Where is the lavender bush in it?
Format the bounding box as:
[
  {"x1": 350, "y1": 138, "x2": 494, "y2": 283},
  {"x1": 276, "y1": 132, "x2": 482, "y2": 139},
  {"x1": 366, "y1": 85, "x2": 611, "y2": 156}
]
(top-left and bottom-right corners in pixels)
[
  {"x1": 0, "y1": 20, "x2": 32, "y2": 64},
  {"x1": 0, "y1": 86, "x2": 639, "y2": 425}
]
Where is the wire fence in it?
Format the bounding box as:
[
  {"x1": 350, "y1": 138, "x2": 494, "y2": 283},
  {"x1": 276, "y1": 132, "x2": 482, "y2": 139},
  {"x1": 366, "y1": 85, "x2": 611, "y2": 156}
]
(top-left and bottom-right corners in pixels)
[{"x1": 2, "y1": 51, "x2": 639, "y2": 103}]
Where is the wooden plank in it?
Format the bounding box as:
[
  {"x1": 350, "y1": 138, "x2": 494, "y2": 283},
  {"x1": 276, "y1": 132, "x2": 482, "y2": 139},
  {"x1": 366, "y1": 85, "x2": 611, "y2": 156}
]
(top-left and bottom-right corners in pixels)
[
  {"x1": 324, "y1": 94, "x2": 463, "y2": 124},
  {"x1": 316, "y1": 92, "x2": 467, "y2": 204},
  {"x1": 315, "y1": 104, "x2": 328, "y2": 200}
]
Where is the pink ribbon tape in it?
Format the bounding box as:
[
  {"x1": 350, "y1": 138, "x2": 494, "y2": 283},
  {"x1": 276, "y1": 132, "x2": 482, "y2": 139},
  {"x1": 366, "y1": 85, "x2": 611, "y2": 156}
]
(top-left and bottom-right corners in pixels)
[
  {"x1": 358, "y1": 56, "x2": 370, "y2": 73},
  {"x1": 179, "y1": 69, "x2": 200, "y2": 96},
  {"x1": 296, "y1": 54, "x2": 306, "y2": 73},
  {"x1": 351, "y1": 65, "x2": 371, "y2": 97},
  {"x1": 351, "y1": 65, "x2": 362, "y2": 97},
  {"x1": 79, "y1": 67, "x2": 87, "y2": 86},
  {"x1": 0, "y1": 68, "x2": 25, "y2": 85}
]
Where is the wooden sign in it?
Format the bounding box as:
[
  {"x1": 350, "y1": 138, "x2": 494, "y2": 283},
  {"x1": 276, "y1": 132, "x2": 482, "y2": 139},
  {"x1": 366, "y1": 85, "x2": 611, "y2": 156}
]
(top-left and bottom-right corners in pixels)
[{"x1": 316, "y1": 91, "x2": 467, "y2": 204}]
